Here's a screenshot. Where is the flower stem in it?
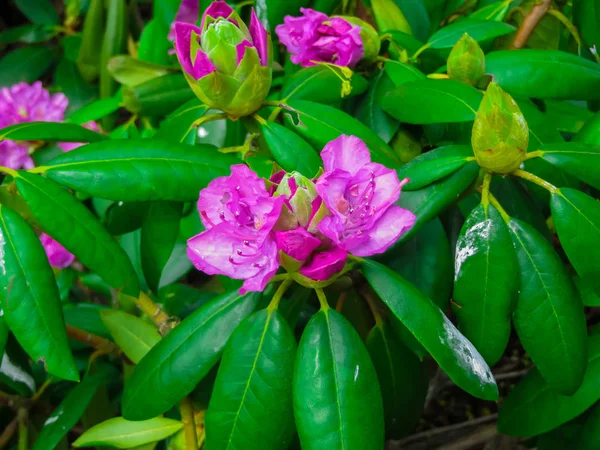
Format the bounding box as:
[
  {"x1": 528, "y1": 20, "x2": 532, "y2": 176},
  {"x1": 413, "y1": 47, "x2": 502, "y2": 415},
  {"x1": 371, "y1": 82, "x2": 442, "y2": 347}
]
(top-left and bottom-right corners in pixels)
[
  {"x1": 17, "y1": 408, "x2": 27, "y2": 450},
  {"x1": 481, "y1": 172, "x2": 492, "y2": 209},
  {"x1": 411, "y1": 43, "x2": 431, "y2": 61},
  {"x1": 315, "y1": 288, "x2": 329, "y2": 310},
  {"x1": 510, "y1": 0, "x2": 551, "y2": 49},
  {"x1": 512, "y1": 168, "x2": 559, "y2": 194},
  {"x1": 180, "y1": 397, "x2": 198, "y2": 450},
  {"x1": 267, "y1": 278, "x2": 293, "y2": 311},
  {"x1": 361, "y1": 287, "x2": 383, "y2": 325},
  {"x1": 524, "y1": 150, "x2": 544, "y2": 160},
  {"x1": 65, "y1": 324, "x2": 121, "y2": 358},
  {"x1": 134, "y1": 291, "x2": 174, "y2": 334},
  {"x1": 488, "y1": 192, "x2": 511, "y2": 224},
  {"x1": 0, "y1": 166, "x2": 17, "y2": 177}
]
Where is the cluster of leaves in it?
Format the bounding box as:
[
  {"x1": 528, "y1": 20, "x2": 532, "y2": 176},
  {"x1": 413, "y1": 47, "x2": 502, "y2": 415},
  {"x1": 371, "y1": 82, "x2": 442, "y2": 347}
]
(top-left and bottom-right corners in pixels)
[{"x1": 1, "y1": 0, "x2": 600, "y2": 449}]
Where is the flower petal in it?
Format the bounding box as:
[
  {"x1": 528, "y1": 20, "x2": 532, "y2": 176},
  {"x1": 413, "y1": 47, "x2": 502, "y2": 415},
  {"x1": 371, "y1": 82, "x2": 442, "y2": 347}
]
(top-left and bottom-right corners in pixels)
[
  {"x1": 168, "y1": 0, "x2": 200, "y2": 41},
  {"x1": 249, "y1": 8, "x2": 269, "y2": 66},
  {"x1": 201, "y1": 0, "x2": 234, "y2": 29},
  {"x1": 351, "y1": 206, "x2": 416, "y2": 257},
  {"x1": 300, "y1": 246, "x2": 347, "y2": 281},
  {"x1": 315, "y1": 169, "x2": 352, "y2": 219},
  {"x1": 321, "y1": 135, "x2": 371, "y2": 175},
  {"x1": 41, "y1": 234, "x2": 75, "y2": 269},
  {"x1": 275, "y1": 228, "x2": 321, "y2": 262},
  {"x1": 236, "y1": 39, "x2": 253, "y2": 65}
]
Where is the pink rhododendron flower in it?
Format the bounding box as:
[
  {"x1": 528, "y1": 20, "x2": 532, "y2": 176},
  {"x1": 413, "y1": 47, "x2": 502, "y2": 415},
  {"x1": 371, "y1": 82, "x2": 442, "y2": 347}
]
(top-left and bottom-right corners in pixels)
[
  {"x1": 315, "y1": 135, "x2": 416, "y2": 256},
  {"x1": 275, "y1": 8, "x2": 363, "y2": 68},
  {"x1": 275, "y1": 228, "x2": 321, "y2": 262},
  {"x1": 187, "y1": 165, "x2": 284, "y2": 294},
  {"x1": 0, "y1": 81, "x2": 68, "y2": 169},
  {"x1": 59, "y1": 121, "x2": 101, "y2": 152},
  {"x1": 41, "y1": 233, "x2": 75, "y2": 269},
  {"x1": 168, "y1": 0, "x2": 200, "y2": 43},
  {"x1": 300, "y1": 246, "x2": 347, "y2": 281}
]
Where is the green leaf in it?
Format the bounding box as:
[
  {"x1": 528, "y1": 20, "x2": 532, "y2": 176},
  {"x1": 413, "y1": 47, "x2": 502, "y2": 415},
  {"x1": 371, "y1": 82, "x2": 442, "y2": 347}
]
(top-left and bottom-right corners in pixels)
[
  {"x1": 401, "y1": 155, "x2": 470, "y2": 190},
  {"x1": 363, "y1": 259, "x2": 498, "y2": 401},
  {"x1": 551, "y1": 188, "x2": 600, "y2": 280},
  {"x1": 281, "y1": 66, "x2": 368, "y2": 103},
  {"x1": 284, "y1": 100, "x2": 401, "y2": 168},
  {"x1": 356, "y1": 69, "x2": 400, "y2": 143},
  {"x1": 540, "y1": 143, "x2": 600, "y2": 190},
  {"x1": 381, "y1": 79, "x2": 482, "y2": 124},
  {"x1": 543, "y1": 100, "x2": 593, "y2": 134},
  {"x1": 138, "y1": 19, "x2": 171, "y2": 66},
  {"x1": 366, "y1": 322, "x2": 427, "y2": 438},
  {"x1": 32, "y1": 366, "x2": 116, "y2": 450},
  {"x1": 14, "y1": 0, "x2": 59, "y2": 25},
  {"x1": 486, "y1": 50, "x2": 600, "y2": 100},
  {"x1": 508, "y1": 218, "x2": 587, "y2": 395},
  {"x1": 122, "y1": 290, "x2": 261, "y2": 420},
  {"x1": 104, "y1": 201, "x2": 150, "y2": 236},
  {"x1": 108, "y1": 55, "x2": 173, "y2": 87},
  {"x1": 0, "y1": 317, "x2": 7, "y2": 357},
  {"x1": 156, "y1": 98, "x2": 209, "y2": 143},
  {"x1": 0, "y1": 46, "x2": 57, "y2": 87},
  {"x1": 63, "y1": 303, "x2": 111, "y2": 339},
  {"x1": 54, "y1": 58, "x2": 98, "y2": 116},
  {"x1": 100, "y1": 0, "x2": 127, "y2": 103},
  {"x1": 498, "y1": 334, "x2": 600, "y2": 438},
  {"x1": 579, "y1": 401, "x2": 600, "y2": 449},
  {"x1": 255, "y1": 0, "x2": 310, "y2": 31},
  {"x1": 262, "y1": 121, "x2": 321, "y2": 177},
  {"x1": 0, "y1": 205, "x2": 78, "y2": 381},
  {"x1": 74, "y1": 416, "x2": 182, "y2": 448},
  {"x1": 15, "y1": 172, "x2": 140, "y2": 297},
  {"x1": 391, "y1": 0, "x2": 430, "y2": 41},
  {"x1": 426, "y1": 19, "x2": 515, "y2": 49},
  {"x1": 384, "y1": 60, "x2": 425, "y2": 86},
  {"x1": 469, "y1": 0, "x2": 512, "y2": 21},
  {"x1": 141, "y1": 201, "x2": 183, "y2": 293},
  {"x1": 573, "y1": 0, "x2": 600, "y2": 49},
  {"x1": 100, "y1": 310, "x2": 161, "y2": 364},
  {"x1": 0, "y1": 122, "x2": 107, "y2": 143},
  {"x1": 0, "y1": 337, "x2": 35, "y2": 396},
  {"x1": 205, "y1": 309, "x2": 296, "y2": 450},
  {"x1": 123, "y1": 74, "x2": 195, "y2": 117},
  {"x1": 293, "y1": 308, "x2": 384, "y2": 450},
  {"x1": 67, "y1": 96, "x2": 122, "y2": 124},
  {"x1": 452, "y1": 204, "x2": 519, "y2": 365},
  {"x1": 0, "y1": 24, "x2": 57, "y2": 44},
  {"x1": 77, "y1": 0, "x2": 104, "y2": 82},
  {"x1": 43, "y1": 139, "x2": 238, "y2": 202}
]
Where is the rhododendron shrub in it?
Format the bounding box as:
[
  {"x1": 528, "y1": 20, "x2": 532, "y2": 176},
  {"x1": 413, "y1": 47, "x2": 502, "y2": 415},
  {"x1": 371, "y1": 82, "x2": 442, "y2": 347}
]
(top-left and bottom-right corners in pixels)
[{"x1": 0, "y1": 1, "x2": 598, "y2": 449}]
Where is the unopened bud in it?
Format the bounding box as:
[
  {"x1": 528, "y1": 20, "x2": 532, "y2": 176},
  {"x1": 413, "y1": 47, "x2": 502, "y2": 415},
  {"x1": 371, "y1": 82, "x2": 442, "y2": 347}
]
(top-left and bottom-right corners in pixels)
[{"x1": 447, "y1": 33, "x2": 485, "y2": 86}]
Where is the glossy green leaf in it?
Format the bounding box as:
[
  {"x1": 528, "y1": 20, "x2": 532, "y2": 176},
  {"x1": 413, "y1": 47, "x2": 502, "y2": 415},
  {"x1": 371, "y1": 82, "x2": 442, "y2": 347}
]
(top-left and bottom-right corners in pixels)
[
  {"x1": 205, "y1": 309, "x2": 296, "y2": 450},
  {"x1": 284, "y1": 100, "x2": 401, "y2": 168},
  {"x1": 0, "y1": 205, "x2": 78, "y2": 381},
  {"x1": 16, "y1": 172, "x2": 140, "y2": 297},
  {"x1": 123, "y1": 74, "x2": 195, "y2": 116},
  {"x1": 0, "y1": 24, "x2": 56, "y2": 44},
  {"x1": 77, "y1": 0, "x2": 104, "y2": 81},
  {"x1": 262, "y1": 121, "x2": 321, "y2": 177},
  {"x1": 551, "y1": 188, "x2": 600, "y2": 280},
  {"x1": 356, "y1": 70, "x2": 400, "y2": 143},
  {"x1": 255, "y1": 0, "x2": 310, "y2": 31},
  {"x1": 381, "y1": 79, "x2": 482, "y2": 124},
  {"x1": 508, "y1": 218, "x2": 587, "y2": 395},
  {"x1": 100, "y1": 310, "x2": 161, "y2": 364},
  {"x1": 498, "y1": 334, "x2": 600, "y2": 438},
  {"x1": 281, "y1": 65, "x2": 368, "y2": 103},
  {"x1": 452, "y1": 204, "x2": 518, "y2": 365},
  {"x1": 398, "y1": 159, "x2": 479, "y2": 243},
  {"x1": 294, "y1": 308, "x2": 384, "y2": 450},
  {"x1": 575, "y1": 111, "x2": 600, "y2": 146},
  {"x1": 104, "y1": 201, "x2": 149, "y2": 236},
  {"x1": 0, "y1": 122, "x2": 107, "y2": 143},
  {"x1": 74, "y1": 416, "x2": 182, "y2": 448},
  {"x1": 366, "y1": 322, "x2": 427, "y2": 438},
  {"x1": 426, "y1": 19, "x2": 515, "y2": 49},
  {"x1": 0, "y1": 337, "x2": 35, "y2": 396},
  {"x1": 32, "y1": 366, "x2": 116, "y2": 450},
  {"x1": 363, "y1": 259, "x2": 498, "y2": 401},
  {"x1": 391, "y1": 0, "x2": 430, "y2": 42},
  {"x1": 138, "y1": 19, "x2": 171, "y2": 66},
  {"x1": 108, "y1": 56, "x2": 172, "y2": 87},
  {"x1": 469, "y1": 0, "x2": 511, "y2": 21},
  {"x1": 540, "y1": 143, "x2": 600, "y2": 190},
  {"x1": 486, "y1": 50, "x2": 600, "y2": 100},
  {"x1": 43, "y1": 139, "x2": 238, "y2": 202},
  {"x1": 384, "y1": 60, "x2": 425, "y2": 86},
  {"x1": 15, "y1": 0, "x2": 58, "y2": 25},
  {"x1": 573, "y1": 0, "x2": 600, "y2": 49},
  {"x1": 67, "y1": 96, "x2": 122, "y2": 124},
  {"x1": 122, "y1": 290, "x2": 261, "y2": 420},
  {"x1": 54, "y1": 58, "x2": 97, "y2": 115},
  {"x1": 579, "y1": 401, "x2": 600, "y2": 449},
  {"x1": 0, "y1": 46, "x2": 57, "y2": 87},
  {"x1": 0, "y1": 317, "x2": 7, "y2": 357},
  {"x1": 141, "y1": 201, "x2": 183, "y2": 293},
  {"x1": 63, "y1": 303, "x2": 111, "y2": 339},
  {"x1": 100, "y1": 0, "x2": 127, "y2": 104},
  {"x1": 401, "y1": 155, "x2": 470, "y2": 190},
  {"x1": 543, "y1": 100, "x2": 592, "y2": 134},
  {"x1": 156, "y1": 98, "x2": 209, "y2": 143}
]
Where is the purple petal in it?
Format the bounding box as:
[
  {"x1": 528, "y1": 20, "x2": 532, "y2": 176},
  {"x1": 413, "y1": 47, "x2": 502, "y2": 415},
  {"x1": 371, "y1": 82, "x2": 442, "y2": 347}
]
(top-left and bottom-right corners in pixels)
[
  {"x1": 315, "y1": 169, "x2": 353, "y2": 219},
  {"x1": 201, "y1": 0, "x2": 234, "y2": 29},
  {"x1": 41, "y1": 233, "x2": 75, "y2": 269},
  {"x1": 168, "y1": 0, "x2": 200, "y2": 41},
  {"x1": 348, "y1": 162, "x2": 402, "y2": 223},
  {"x1": 351, "y1": 206, "x2": 416, "y2": 257},
  {"x1": 321, "y1": 135, "x2": 371, "y2": 175},
  {"x1": 190, "y1": 48, "x2": 217, "y2": 79},
  {"x1": 249, "y1": 8, "x2": 268, "y2": 66},
  {"x1": 59, "y1": 121, "x2": 100, "y2": 152},
  {"x1": 236, "y1": 40, "x2": 253, "y2": 64},
  {"x1": 275, "y1": 228, "x2": 321, "y2": 262},
  {"x1": 174, "y1": 22, "x2": 203, "y2": 75},
  {"x1": 0, "y1": 140, "x2": 33, "y2": 170},
  {"x1": 300, "y1": 246, "x2": 347, "y2": 281}
]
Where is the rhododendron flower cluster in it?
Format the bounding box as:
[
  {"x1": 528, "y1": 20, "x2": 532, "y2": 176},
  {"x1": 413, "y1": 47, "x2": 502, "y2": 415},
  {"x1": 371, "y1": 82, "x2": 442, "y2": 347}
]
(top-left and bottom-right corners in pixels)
[
  {"x1": 187, "y1": 135, "x2": 415, "y2": 293},
  {"x1": 275, "y1": 8, "x2": 363, "y2": 68}
]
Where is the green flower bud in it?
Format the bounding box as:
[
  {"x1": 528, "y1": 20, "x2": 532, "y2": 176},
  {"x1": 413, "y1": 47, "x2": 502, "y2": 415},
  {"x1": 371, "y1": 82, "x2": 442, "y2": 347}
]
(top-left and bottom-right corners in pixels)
[
  {"x1": 275, "y1": 172, "x2": 318, "y2": 228},
  {"x1": 338, "y1": 16, "x2": 381, "y2": 63},
  {"x1": 447, "y1": 33, "x2": 485, "y2": 86},
  {"x1": 472, "y1": 82, "x2": 528, "y2": 174}
]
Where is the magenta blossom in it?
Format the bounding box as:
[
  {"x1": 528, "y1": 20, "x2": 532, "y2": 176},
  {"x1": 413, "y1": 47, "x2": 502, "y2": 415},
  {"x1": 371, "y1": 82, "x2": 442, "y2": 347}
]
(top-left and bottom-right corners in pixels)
[
  {"x1": 41, "y1": 233, "x2": 75, "y2": 269},
  {"x1": 300, "y1": 246, "x2": 347, "y2": 281},
  {"x1": 187, "y1": 165, "x2": 284, "y2": 294},
  {"x1": 59, "y1": 121, "x2": 101, "y2": 152},
  {"x1": 0, "y1": 82, "x2": 68, "y2": 169},
  {"x1": 275, "y1": 228, "x2": 321, "y2": 262},
  {"x1": 315, "y1": 135, "x2": 415, "y2": 256},
  {"x1": 275, "y1": 8, "x2": 363, "y2": 68},
  {"x1": 168, "y1": 0, "x2": 199, "y2": 43}
]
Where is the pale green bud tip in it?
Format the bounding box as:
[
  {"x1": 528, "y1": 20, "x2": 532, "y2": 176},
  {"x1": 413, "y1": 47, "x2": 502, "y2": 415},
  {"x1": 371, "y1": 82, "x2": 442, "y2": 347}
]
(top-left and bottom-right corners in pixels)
[
  {"x1": 447, "y1": 33, "x2": 485, "y2": 86},
  {"x1": 472, "y1": 82, "x2": 528, "y2": 174}
]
